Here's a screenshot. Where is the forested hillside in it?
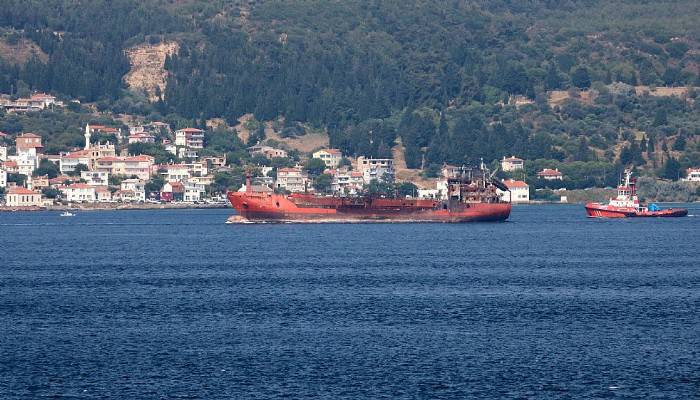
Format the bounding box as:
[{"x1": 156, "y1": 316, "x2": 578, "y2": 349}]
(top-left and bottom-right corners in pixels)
[{"x1": 1, "y1": 0, "x2": 699, "y2": 182}]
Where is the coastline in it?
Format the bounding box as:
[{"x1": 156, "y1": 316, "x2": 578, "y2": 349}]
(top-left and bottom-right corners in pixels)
[{"x1": 0, "y1": 203, "x2": 230, "y2": 212}]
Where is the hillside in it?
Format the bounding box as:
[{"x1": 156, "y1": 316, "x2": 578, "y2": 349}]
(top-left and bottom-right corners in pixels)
[{"x1": 0, "y1": 0, "x2": 699, "y2": 184}]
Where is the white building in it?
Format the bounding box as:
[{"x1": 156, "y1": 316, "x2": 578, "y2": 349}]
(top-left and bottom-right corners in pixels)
[
  {"x1": 330, "y1": 170, "x2": 364, "y2": 195},
  {"x1": 81, "y1": 171, "x2": 110, "y2": 186},
  {"x1": 159, "y1": 164, "x2": 191, "y2": 182},
  {"x1": 60, "y1": 183, "x2": 96, "y2": 202},
  {"x1": 95, "y1": 155, "x2": 153, "y2": 180},
  {"x1": 248, "y1": 145, "x2": 288, "y2": 159},
  {"x1": 175, "y1": 128, "x2": 204, "y2": 149},
  {"x1": 417, "y1": 188, "x2": 440, "y2": 199},
  {"x1": 313, "y1": 149, "x2": 343, "y2": 168},
  {"x1": 128, "y1": 133, "x2": 156, "y2": 144},
  {"x1": 120, "y1": 179, "x2": 146, "y2": 202},
  {"x1": 498, "y1": 179, "x2": 530, "y2": 203},
  {"x1": 276, "y1": 167, "x2": 309, "y2": 193},
  {"x1": 5, "y1": 187, "x2": 42, "y2": 207},
  {"x1": 9, "y1": 154, "x2": 36, "y2": 176},
  {"x1": 537, "y1": 168, "x2": 563, "y2": 181},
  {"x1": 0, "y1": 168, "x2": 6, "y2": 188},
  {"x1": 357, "y1": 156, "x2": 394, "y2": 183},
  {"x1": 683, "y1": 168, "x2": 700, "y2": 182},
  {"x1": 60, "y1": 151, "x2": 92, "y2": 175},
  {"x1": 0, "y1": 146, "x2": 6, "y2": 161},
  {"x1": 95, "y1": 186, "x2": 112, "y2": 203},
  {"x1": 178, "y1": 147, "x2": 199, "y2": 160},
  {"x1": 501, "y1": 156, "x2": 524, "y2": 172},
  {"x1": 184, "y1": 180, "x2": 206, "y2": 202}
]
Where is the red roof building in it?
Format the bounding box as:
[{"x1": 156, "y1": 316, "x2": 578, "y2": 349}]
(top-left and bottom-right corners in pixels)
[{"x1": 537, "y1": 168, "x2": 563, "y2": 181}]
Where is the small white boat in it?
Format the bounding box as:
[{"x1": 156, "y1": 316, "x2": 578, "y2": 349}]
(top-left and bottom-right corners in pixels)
[{"x1": 60, "y1": 211, "x2": 75, "y2": 217}]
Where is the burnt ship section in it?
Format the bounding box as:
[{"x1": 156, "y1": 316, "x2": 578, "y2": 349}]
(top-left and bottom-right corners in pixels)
[{"x1": 227, "y1": 166, "x2": 511, "y2": 223}]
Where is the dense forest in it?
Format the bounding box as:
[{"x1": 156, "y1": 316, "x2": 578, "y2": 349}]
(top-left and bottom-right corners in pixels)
[{"x1": 1, "y1": 0, "x2": 699, "y2": 183}]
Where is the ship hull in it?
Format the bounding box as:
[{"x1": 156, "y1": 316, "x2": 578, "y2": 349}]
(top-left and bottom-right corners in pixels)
[
  {"x1": 228, "y1": 192, "x2": 511, "y2": 223},
  {"x1": 585, "y1": 203, "x2": 688, "y2": 218}
]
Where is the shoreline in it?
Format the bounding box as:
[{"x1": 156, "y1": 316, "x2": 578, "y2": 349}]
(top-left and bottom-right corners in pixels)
[{"x1": 0, "y1": 203, "x2": 230, "y2": 212}]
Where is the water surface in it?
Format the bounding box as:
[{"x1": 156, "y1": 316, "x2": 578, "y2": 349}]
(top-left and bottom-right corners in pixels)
[{"x1": 1, "y1": 205, "x2": 699, "y2": 398}]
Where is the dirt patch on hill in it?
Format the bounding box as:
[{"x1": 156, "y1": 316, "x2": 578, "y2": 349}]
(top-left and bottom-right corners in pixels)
[
  {"x1": 548, "y1": 90, "x2": 595, "y2": 107},
  {"x1": 634, "y1": 86, "x2": 694, "y2": 97},
  {"x1": 124, "y1": 41, "x2": 179, "y2": 101},
  {"x1": 234, "y1": 114, "x2": 329, "y2": 153},
  {"x1": 392, "y1": 137, "x2": 434, "y2": 188},
  {"x1": 0, "y1": 37, "x2": 48, "y2": 65}
]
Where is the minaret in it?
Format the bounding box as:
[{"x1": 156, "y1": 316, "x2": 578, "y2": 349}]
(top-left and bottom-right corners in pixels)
[{"x1": 84, "y1": 124, "x2": 91, "y2": 150}]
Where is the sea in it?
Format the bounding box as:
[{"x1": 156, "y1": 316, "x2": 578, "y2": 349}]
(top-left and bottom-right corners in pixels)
[{"x1": 1, "y1": 204, "x2": 699, "y2": 399}]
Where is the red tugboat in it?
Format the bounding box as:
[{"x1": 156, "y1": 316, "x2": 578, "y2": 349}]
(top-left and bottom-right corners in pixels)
[
  {"x1": 227, "y1": 166, "x2": 511, "y2": 223},
  {"x1": 585, "y1": 169, "x2": 688, "y2": 218}
]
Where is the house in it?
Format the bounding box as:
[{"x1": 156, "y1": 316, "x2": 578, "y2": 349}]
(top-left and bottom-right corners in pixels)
[
  {"x1": 357, "y1": 156, "x2": 394, "y2": 183},
  {"x1": 28, "y1": 93, "x2": 60, "y2": 109},
  {"x1": 204, "y1": 155, "x2": 227, "y2": 170},
  {"x1": 537, "y1": 168, "x2": 563, "y2": 181},
  {"x1": 130, "y1": 121, "x2": 171, "y2": 136},
  {"x1": 188, "y1": 175, "x2": 214, "y2": 187},
  {"x1": 501, "y1": 156, "x2": 524, "y2": 172},
  {"x1": 60, "y1": 183, "x2": 96, "y2": 202},
  {"x1": 120, "y1": 179, "x2": 146, "y2": 202},
  {"x1": 177, "y1": 147, "x2": 199, "y2": 159},
  {"x1": 16, "y1": 133, "x2": 43, "y2": 157},
  {"x1": 248, "y1": 145, "x2": 288, "y2": 159},
  {"x1": 5, "y1": 187, "x2": 42, "y2": 207},
  {"x1": 81, "y1": 171, "x2": 110, "y2": 186},
  {"x1": 158, "y1": 164, "x2": 191, "y2": 182},
  {"x1": 498, "y1": 179, "x2": 530, "y2": 203},
  {"x1": 27, "y1": 175, "x2": 49, "y2": 190},
  {"x1": 328, "y1": 169, "x2": 364, "y2": 195},
  {"x1": 10, "y1": 155, "x2": 36, "y2": 176},
  {"x1": 184, "y1": 180, "x2": 206, "y2": 202},
  {"x1": 1, "y1": 160, "x2": 18, "y2": 173},
  {"x1": 95, "y1": 186, "x2": 112, "y2": 202},
  {"x1": 683, "y1": 168, "x2": 700, "y2": 182},
  {"x1": 128, "y1": 133, "x2": 156, "y2": 144},
  {"x1": 60, "y1": 150, "x2": 92, "y2": 174},
  {"x1": 95, "y1": 155, "x2": 154, "y2": 180},
  {"x1": 175, "y1": 128, "x2": 204, "y2": 149},
  {"x1": 48, "y1": 175, "x2": 74, "y2": 187},
  {"x1": 313, "y1": 149, "x2": 343, "y2": 168},
  {"x1": 1, "y1": 93, "x2": 62, "y2": 113},
  {"x1": 0, "y1": 146, "x2": 6, "y2": 161},
  {"x1": 275, "y1": 167, "x2": 309, "y2": 192},
  {"x1": 86, "y1": 124, "x2": 122, "y2": 138},
  {"x1": 160, "y1": 181, "x2": 185, "y2": 202},
  {"x1": 0, "y1": 168, "x2": 6, "y2": 188}
]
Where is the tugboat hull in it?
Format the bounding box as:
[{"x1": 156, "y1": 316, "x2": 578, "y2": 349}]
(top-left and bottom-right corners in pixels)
[{"x1": 585, "y1": 203, "x2": 688, "y2": 218}]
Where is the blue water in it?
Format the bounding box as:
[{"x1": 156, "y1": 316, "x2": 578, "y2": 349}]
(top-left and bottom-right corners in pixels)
[{"x1": 1, "y1": 205, "x2": 699, "y2": 399}]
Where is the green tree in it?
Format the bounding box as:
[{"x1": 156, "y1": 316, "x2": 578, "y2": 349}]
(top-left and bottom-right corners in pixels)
[
  {"x1": 145, "y1": 175, "x2": 165, "y2": 194},
  {"x1": 34, "y1": 159, "x2": 60, "y2": 178},
  {"x1": 312, "y1": 173, "x2": 333, "y2": 193},
  {"x1": 660, "y1": 156, "x2": 682, "y2": 180},
  {"x1": 304, "y1": 158, "x2": 327, "y2": 176},
  {"x1": 70, "y1": 163, "x2": 90, "y2": 176},
  {"x1": 653, "y1": 109, "x2": 668, "y2": 127},
  {"x1": 571, "y1": 67, "x2": 591, "y2": 89},
  {"x1": 41, "y1": 187, "x2": 60, "y2": 199},
  {"x1": 396, "y1": 182, "x2": 418, "y2": 197}
]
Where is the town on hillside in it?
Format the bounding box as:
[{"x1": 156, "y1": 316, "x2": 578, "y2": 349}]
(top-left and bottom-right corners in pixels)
[{"x1": 1, "y1": 114, "x2": 700, "y2": 209}]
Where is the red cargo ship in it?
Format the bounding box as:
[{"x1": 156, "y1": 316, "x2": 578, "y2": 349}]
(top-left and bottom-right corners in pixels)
[
  {"x1": 585, "y1": 169, "x2": 687, "y2": 218},
  {"x1": 227, "y1": 167, "x2": 511, "y2": 223}
]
